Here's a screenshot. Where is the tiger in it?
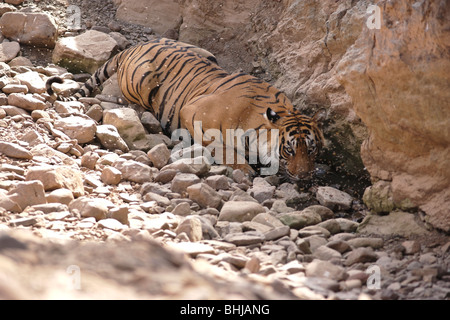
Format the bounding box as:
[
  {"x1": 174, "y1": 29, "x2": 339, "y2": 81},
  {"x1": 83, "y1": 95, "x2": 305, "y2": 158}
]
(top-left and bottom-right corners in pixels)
[{"x1": 46, "y1": 37, "x2": 325, "y2": 181}]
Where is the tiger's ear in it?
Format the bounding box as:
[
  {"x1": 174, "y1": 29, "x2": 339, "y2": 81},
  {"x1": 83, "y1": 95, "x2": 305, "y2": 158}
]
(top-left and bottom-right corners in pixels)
[
  {"x1": 266, "y1": 108, "x2": 281, "y2": 123},
  {"x1": 312, "y1": 108, "x2": 327, "y2": 124}
]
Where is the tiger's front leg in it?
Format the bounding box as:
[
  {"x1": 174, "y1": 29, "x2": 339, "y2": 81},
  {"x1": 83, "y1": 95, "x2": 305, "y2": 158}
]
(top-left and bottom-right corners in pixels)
[{"x1": 179, "y1": 98, "x2": 256, "y2": 176}]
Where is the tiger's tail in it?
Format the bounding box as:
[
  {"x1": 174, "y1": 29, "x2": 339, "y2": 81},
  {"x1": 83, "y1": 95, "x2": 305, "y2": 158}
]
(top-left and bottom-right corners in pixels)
[{"x1": 46, "y1": 52, "x2": 123, "y2": 102}]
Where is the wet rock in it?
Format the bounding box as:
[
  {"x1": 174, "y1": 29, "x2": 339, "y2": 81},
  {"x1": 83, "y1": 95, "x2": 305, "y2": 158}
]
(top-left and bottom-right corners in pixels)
[
  {"x1": 0, "y1": 12, "x2": 57, "y2": 47},
  {"x1": 316, "y1": 186, "x2": 353, "y2": 211},
  {"x1": 218, "y1": 201, "x2": 265, "y2": 222}
]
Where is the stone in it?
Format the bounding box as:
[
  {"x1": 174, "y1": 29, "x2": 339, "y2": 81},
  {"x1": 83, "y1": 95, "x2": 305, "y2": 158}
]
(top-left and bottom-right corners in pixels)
[
  {"x1": 251, "y1": 212, "x2": 284, "y2": 228},
  {"x1": 335, "y1": 218, "x2": 359, "y2": 233},
  {"x1": 162, "y1": 156, "x2": 211, "y2": 176},
  {"x1": 26, "y1": 165, "x2": 84, "y2": 197},
  {"x1": 278, "y1": 209, "x2": 321, "y2": 229},
  {"x1": 9, "y1": 217, "x2": 39, "y2": 227},
  {"x1": 247, "y1": 177, "x2": 276, "y2": 203},
  {"x1": 218, "y1": 201, "x2": 265, "y2": 222},
  {"x1": 186, "y1": 183, "x2": 222, "y2": 209},
  {"x1": 0, "y1": 12, "x2": 57, "y2": 47},
  {"x1": 108, "y1": 32, "x2": 130, "y2": 50},
  {"x1": 147, "y1": 143, "x2": 171, "y2": 169},
  {"x1": 46, "y1": 188, "x2": 74, "y2": 206},
  {"x1": 357, "y1": 211, "x2": 430, "y2": 237},
  {"x1": 52, "y1": 30, "x2": 118, "y2": 73},
  {"x1": 86, "y1": 104, "x2": 103, "y2": 122},
  {"x1": 316, "y1": 219, "x2": 341, "y2": 235},
  {"x1": 344, "y1": 247, "x2": 378, "y2": 266},
  {"x1": 7, "y1": 93, "x2": 46, "y2": 111},
  {"x1": 95, "y1": 125, "x2": 129, "y2": 153},
  {"x1": 316, "y1": 186, "x2": 353, "y2": 211},
  {"x1": 0, "y1": 141, "x2": 32, "y2": 159},
  {"x1": 68, "y1": 197, "x2": 108, "y2": 221},
  {"x1": 168, "y1": 242, "x2": 215, "y2": 257},
  {"x1": 175, "y1": 217, "x2": 203, "y2": 242},
  {"x1": 54, "y1": 116, "x2": 97, "y2": 144},
  {"x1": 263, "y1": 225, "x2": 290, "y2": 241},
  {"x1": 141, "y1": 111, "x2": 163, "y2": 134},
  {"x1": 363, "y1": 180, "x2": 395, "y2": 214},
  {"x1": 14, "y1": 72, "x2": 46, "y2": 94},
  {"x1": 223, "y1": 232, "x2": 265, "y2": 246},
  {"x1": 303, "y1": 205, "x2": 334, "y2": 221},
  {"x1": 0, "y1": 41, "x2": 19, "y2": 63},
  {"x1": 347, "y1": 237, "x2": 384, "y2": 249},
  {"x1": 142, "y1": 192, "x2": 171, "y2": 207},
  {"x1": 305, "y1": 259, "x2": 346, "y2": 281},
  {"x1": 7, "y1": 180, "x2": 46, "y2": 210},
  {"x1": 204, "y1": 175, "x2": 229, "y2": 191},
  {"x1": 112, "y1": 159, "x2": 156, "y2": 184},
  {"x1": 313, "y1": 245, "x2": 342, "y2": 260},
  {"x1": 2, "y1": 84, "x2": 28, "y2": 94},
  {"x1": 326, "y1": 240, "x2": 351, "y2": 254},
  {"x1": 101, "y1": 166, "x2": 122, "y2": 185},
  {"x1": 171, "y1": 173, "x2": 201, "y2": 194},
  {"x1": 171, "y1": 202, "x2": 191, "y2": 216},
  {"x1": 401, "y1": 240, "x2": 421, "y2": 255},
  {"x1": 98, "y1": 218, "x2": 126, "y2": 231},
  {"x1": 30, "y1": 144, "x2": 77, "y2": 166},
  {"x1": 102, "y1": 108, "x2": 148, "y2": 150}
]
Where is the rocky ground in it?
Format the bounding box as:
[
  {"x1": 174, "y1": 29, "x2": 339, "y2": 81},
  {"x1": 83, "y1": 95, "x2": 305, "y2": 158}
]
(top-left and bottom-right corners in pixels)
[{"x1": 0, "y1": 0, "x2": 449, "y2": 300}]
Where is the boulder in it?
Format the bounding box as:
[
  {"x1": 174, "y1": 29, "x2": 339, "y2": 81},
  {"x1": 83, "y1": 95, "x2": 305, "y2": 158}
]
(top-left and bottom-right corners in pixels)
[
  {"x1": 0, "y1": 12, "x2": 57, "y2": 48},
  {"x1": 52, "y1": 30, "x2": 118, "y2": 73}
]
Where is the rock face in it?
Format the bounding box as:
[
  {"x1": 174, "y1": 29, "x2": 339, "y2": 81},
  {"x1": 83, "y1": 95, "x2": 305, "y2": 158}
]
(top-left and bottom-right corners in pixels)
[{"x1": 335, "y1": 0, "x2": 450, "y2": 231}]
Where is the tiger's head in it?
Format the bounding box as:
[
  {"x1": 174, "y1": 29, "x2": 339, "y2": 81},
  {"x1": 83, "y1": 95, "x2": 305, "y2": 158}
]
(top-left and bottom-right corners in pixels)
[{"x1": 264, "y1": 106, "x2": 326, "y2": 182}]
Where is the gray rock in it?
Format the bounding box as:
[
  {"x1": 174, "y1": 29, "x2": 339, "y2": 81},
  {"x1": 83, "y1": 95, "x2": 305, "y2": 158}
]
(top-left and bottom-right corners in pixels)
[
  {"x1": 347, "y1": 237, "x2": 384, "y2": 249},
  {"x1": 305, "y1": 259, "x2": 346, "y2": 281},
  {"x1": 316, "y1": 186, "x2": 353, "y2": 211},
  {"x1": 357, "y1": 211, "x2": 430, "y2": 236},
  {"x1": 147, "y1": 143, "x2": 171, "y2": 169},
  {"x1": 313, "y1": 245, "x2": 342, "y2": 260},
  {"x1": 344, "y1": 247, "x2": 378, "y2": 266},
  {"x1": 223, "y1": 232, "x2": 265, "y2": 246}
]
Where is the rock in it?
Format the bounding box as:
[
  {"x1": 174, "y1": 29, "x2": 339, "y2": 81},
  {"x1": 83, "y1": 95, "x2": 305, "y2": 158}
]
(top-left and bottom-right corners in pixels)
[
  {"x1": 86, "y1": 104, "x2": 103, "y2": 122},
  {"x1": 344, "y1": 247, "x2": 378, "y2": 266},
  {"x1": 316, "y1": 219, "x2": 341, "y2": 235},
  {"x1": 112, "y1": 158, "x2": 156, "y2": 184},
  {"x1": 14, "y1": 72, "x2": 46, "y2": 94},
  {"x1": 68, "y1": 197, "x2": 108, "y2": 221},
  {"x1": 46, "y1": 188, "x2": 74, "y2": 206},
  {"x1": 363, "y1": 181, "x2": 395, "y2": 214},
  {"x1": 162, "y1": 156, "x2": 211, "y2": 176},
  {"x1": 263, "y1": 226, "x2": 290, "y2": 241},
  {"x1": 141, "y1": 111, "x2": 162, "y2": 133},
  {"x1": 171, "y1": 173, "x2": 201, "y2": 194},
  {"x1": 168, "y1": 242, "x2": 215, "y2": 257},
  {"x1": 326, "y1": 240, "x2": 351, "y2": 254},
  {"x1": 147, "y1": 143, "x2": 171, "y2": 169},
  {"x1": 7, "y1": 93, "x2": 46, "y2": 111},
  {"x1": 98, "y1": 218, "x2": 126, "y2": 231},
  {"x1": 142, "y1": 192, "x2": 171, "y2": 207},
  {"x1": 223, "y1": 232, "x2": 265, "y2": 246},
  {"x1": 30, "y1": 144, "x2": 77, "y2": 166},
  {"x1": 0, "y1": 193, "x2": 21, "y2": 212},
  {"x1": 305, "y1": 259, "x2": 346, "y2": 281},
  {"x1": 247, "y1": 177, "x2": 275, "y2": 203},
  {"x1": 176, "y1": 217, "x2": 203, "y2": 242},
  {"x1": 108, "y1": 206, "x2": 129, "y2": 225},
  {"x1": 8, "y1": 180, "x2": 46, "y2": 210},
  {"x1": 0, "y1": 41, "x2": 20, "y2": 62},
  {"x1": 25, "y1": 165, "x2": 84, "y2": 197},
  {"x1": 347, "y1": 237, "x2": 384, "y2": 250},
  {"x1": 335, "y1": 218, "x2": 359, "y2": 233},
  {"x1": 108, "y1": 32, "x2": 130, "y2": 50},
  {"x1": 316, "y1": 186, "x2": 353, "y2": 211},
  {"x1": 2, "y1": 84, "x2": 28, "y2": 94},
  {"x1": 81, "y1": 152, "x2": 99, "y2": 170},
  {"x1": 357, "y1": 211, "x2": 430, "y2": 237},
  {"x1": 54, "y1": 116, "x2": 97, "y2": 144},
  {"x1": 204, "y1": 175, "x2": 229, "y2": 191},
  {"x1": 0, "y1": 12, "x2": 57, "y2": 47},
  {"x1": 278, "y1": 209, "x2": 321, "y2": 229},
  {"x1": 0, "y1": 141, "x2": 32, "y2": 159},
  {"x1": 96, "y1": 125, "x2": 129, "y2": 152},
  {"x1": 186, "y1": 183, "x2": 222, "y2": 209},
  {"x1": 9, "y1": 217, "x2": 39, "y2": 227},
  {"x1": 52, "y1": 30, "x2": 118, "y2": 74},
  {"x1": 171, "y1": 202, "x2": 191, "y2": 216},
  {"x1": 303, "y1": 205, "x2": 334, "y2": 221},
  {"x1": 218, "y1": 201, "x2": 265, "y2": 222},
  {"x1": 100, "y1": 166, "x2": 122, "y2": 185},
  {"x1": 251, "y1": 212, "x2": 284, "y2": 228},
  {"x1": 102, "y1": 108, "x2": 148, "y2": 150},
  {"x1": 401, "y1": 240, "x2": 421, "y2": 255}
]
